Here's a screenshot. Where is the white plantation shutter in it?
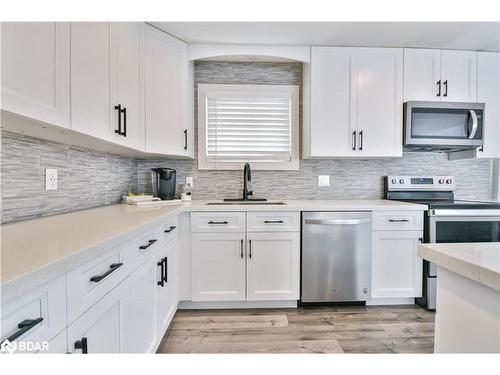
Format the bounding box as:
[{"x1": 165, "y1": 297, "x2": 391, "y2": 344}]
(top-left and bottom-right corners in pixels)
[{"x1": 207, "y1": 96, "x2": 292, "y2": 162}]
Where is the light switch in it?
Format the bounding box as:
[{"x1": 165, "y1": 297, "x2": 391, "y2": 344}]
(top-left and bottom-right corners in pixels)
[
  {"x1": 318, "y1": 175, "x2": 330, "y2": 187},
  {"x1": 45, "y1": 168, "x2": 58, "y2": 190},
  {"x1": 186, "y1": 176, "x2": 194, "y2": 187}
]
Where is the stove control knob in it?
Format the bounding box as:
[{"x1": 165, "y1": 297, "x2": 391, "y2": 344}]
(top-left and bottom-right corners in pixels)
[
  {"x1": 439, "y1": 179, "x2": 445, "y2": 184},
  {"x1": 399, "y1": 179, "x2": 405, "y2": 184},
  {"x1": 446, "y1": 179, "x2": 453, "y2": 184},
  {"x1": 391, "y1": 179, "x2": 397, "y2": 184}
]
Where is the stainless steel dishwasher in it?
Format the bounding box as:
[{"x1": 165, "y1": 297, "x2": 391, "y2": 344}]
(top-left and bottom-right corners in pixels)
[{"x1": 301, "y1": 212, "x2": 372, "y2": 303}]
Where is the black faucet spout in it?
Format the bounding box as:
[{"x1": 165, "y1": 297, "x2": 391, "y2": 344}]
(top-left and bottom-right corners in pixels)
[{"x1": 243, "y1": 163, "x2": 252, "y2": 200}]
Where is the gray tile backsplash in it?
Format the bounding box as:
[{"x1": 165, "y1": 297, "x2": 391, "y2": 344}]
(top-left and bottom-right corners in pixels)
[
  {"x1": 1, "y1": 131, "x2": 138, "y2": 223},
  {"x1": 1, "y1": 61, "x2": 494, "y2": 224}
]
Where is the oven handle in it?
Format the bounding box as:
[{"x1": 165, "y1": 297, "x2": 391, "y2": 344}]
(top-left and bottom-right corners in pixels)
[
  {"x1": 468, "y1": 109, "x2": 478, "y2": 139},
  {"x1": 430, "y1": 209, "x2": 500, "y2": 217},
  {"x1": 304, "y1": 218, "x2": 370, "y2": 225}
]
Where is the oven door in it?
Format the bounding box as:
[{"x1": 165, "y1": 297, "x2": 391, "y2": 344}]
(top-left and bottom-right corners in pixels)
[
  {"x1": 404, "y1": 101, "x2": 484, "y2": 150},
  {"x1": 428, "y1": 211, "x2": 500, "y2": 276}
]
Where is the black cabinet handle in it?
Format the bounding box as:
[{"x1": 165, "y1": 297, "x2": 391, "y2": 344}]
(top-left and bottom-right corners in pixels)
[
  {"x1": 184, "y1": 129, "x2": 188, "y2": 150},
  {"x1": 436, "y1": 80, "x2": 441, "y2": 97},
  {"x1": 90, "y1": 263, "x2": 123, "y2": 282},
  {"x1": 352, "y1": 131, "x2": 356, "y2": 151},
  {"x1": 359, "y1": 130, "x2": 363, "y2": 151},
  {"x1": 208, "y1": 221, "x2": 228, "y2": 225},
  {"x1": 74, "y1": 337, "x2": 88, "y2": 354},
  {"x1": 443, "y1": 80, "x2": 448, "y2": 97},
  {"x1": 114, "y1": 104, "x2": 122, "y2": 134},
  {"x1": 157, "y1": 258, "x2": 165, "y2": 287},
  {"x1": 164, "y1": 226, "x2": 176, "y2": 233},
  {"x1": 122, "y1": 107, "x2": 127, "y2": 137},
  {"x1": 388, "y1": 219, "x2": 410, "y2": 222},
  {"x1": 3, "y1": 318, "x2": 43, "y2": 343},
  {"x1": 240, "y1": 239, "x2": 244, "y2": 259},
  {"x1": 264, "y1": 220, "x2": 284, "y2": 224},
  {"x1": 139, "y1": 239, "x2": 157, "y2": 250},
  {"x1": 249, "y1": 239, "x2": 252, "y2": 259},
  {"x1": 163, "y1": 257, "x2": 168, "y2": 283}
]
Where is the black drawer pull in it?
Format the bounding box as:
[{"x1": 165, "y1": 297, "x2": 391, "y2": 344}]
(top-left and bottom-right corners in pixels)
[
  {"x1": 114, "y1": 104, "x2": 122, "y2": 134},
  {"x1": 184, "y1": 129, "x2": 188, "y2": 150},
  {"x1": 264, "y1": 220, "x2": 284, "y2": 224},
  {"x1": 157, "y1": 258, "x2": 165, "y2": 287},
  {"x1": 90, "y1": 263, "x2": 123, "y2": 282},
  {"x1": 139, "y1": 239, "x2": 157, "y2": 250},
  {"x1": 122, "y1": 107, "x2": 127, "y2": 137},
  {"x1": 164, "y1": 226, "x2": 176, "y2": 233},
  {"x1": 3, "y1": 317, "x2": 43, "y2": 343},
  {"x1": 388, "y1": 219, "x2": 410, "y2": 222},
  {"x1": 74, "y1": 337, "x2": 88, "y2": 354},
  {"x1": 163, "y1": 257, "x2": 168, "y2": 283},
  {"x1": 208, "y1": 221, "x2": 228, "y2": 225}
]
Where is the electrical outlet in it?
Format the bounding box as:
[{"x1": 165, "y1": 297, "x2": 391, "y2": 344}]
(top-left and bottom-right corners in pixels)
[
  {"x1": 318, "y1": 175, "x2": 330, "y2": 187},
  {"x1": 45, "y1": 168, "x2": 58, "y2": 190},
  {"x1": 186, "y1": 176, "x2": 193, "y2": 187}
]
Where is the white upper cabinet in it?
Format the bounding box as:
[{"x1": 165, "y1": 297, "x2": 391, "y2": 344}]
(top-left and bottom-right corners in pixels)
[
  {"x1": 71, "y1": 22, "x2": 145, "y2": 151},
  {"x1": 404, "y1": 48, "x2": 477, "y2": 102},
  {"x1": 144, "y1": 24, "x2": 193, "y2": 157},
  {"x1": 70, "y1": 22, "x2": 113, "y2": 141},
  {"x1": 1, "y1": 22, "x2": 70, "y2": 128},
  {"x1": 110, "y1": 22, "x2": 145, "y2": 151},
  {"x1": 305, "y1": 47, "x2": 403, "y2": 158},
  {"x1": 440, "y1": 50, "x2": 477, "y2": 102},
  {"x1": 477, "y1": 52, "x2": 500, "y2": 158},
  {"x1": 403, "y1": 49, "x2": 441, "y2": 101}
]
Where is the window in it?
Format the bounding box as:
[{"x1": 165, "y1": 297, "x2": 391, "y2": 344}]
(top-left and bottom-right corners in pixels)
[{"x1": 198, "y1": 84, "x2": 299, "y2": 170}]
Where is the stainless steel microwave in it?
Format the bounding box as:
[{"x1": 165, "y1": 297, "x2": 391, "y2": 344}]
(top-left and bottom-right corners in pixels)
[{"x1": 403, "y1": 101, "x2": 485, "y2": 152}]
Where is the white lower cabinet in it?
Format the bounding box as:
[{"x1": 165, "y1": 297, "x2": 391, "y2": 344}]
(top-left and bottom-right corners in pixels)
[
  {"x1": 67, "y1": 277, "x2": 130, "y2": 354},
  {"x1": 191, "y1": 232, "x2": 246, "y2": 301},
  {"x1": 371, "y1": 230, "x2": 423, "y2": 299},
  {"x1": 246, "y1": 232, "x2": 300, "y2": 301},
  {"x1": 156, "y1": 241, "x2": 176, "y2": 337}
]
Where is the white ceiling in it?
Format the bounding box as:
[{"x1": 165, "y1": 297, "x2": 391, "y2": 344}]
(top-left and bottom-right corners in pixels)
[{"x1": 151, "y1": 22, "x2": 500, "y2": 52}]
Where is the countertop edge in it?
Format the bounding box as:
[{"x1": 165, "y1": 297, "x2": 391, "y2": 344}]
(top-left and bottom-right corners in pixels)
[{"x1": 418, "y1": 244, "x2": 500, "y2": 292}]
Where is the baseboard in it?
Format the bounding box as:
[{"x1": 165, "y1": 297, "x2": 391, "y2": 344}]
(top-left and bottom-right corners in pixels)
[
  {"x1": 178, "y1": 300, "x2": 298, "y2": 309},
  {"x1": 366, "y1": 297, "x2": 415, "y2": 306}
]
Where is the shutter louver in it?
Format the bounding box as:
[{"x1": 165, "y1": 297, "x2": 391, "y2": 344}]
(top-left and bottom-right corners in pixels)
[{"x1": 206, "y1": 96, "x2": 292, "y2": 162}]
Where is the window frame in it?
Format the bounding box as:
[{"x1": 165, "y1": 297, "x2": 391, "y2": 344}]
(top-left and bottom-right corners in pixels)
[{"x1": 197, "y1": 83, "x2": 300, "y2": 170}]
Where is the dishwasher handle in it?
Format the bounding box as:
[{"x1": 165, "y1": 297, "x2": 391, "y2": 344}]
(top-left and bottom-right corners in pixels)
[{"x1": 304, "y1": 218, "x2": 370, "y2": 226}]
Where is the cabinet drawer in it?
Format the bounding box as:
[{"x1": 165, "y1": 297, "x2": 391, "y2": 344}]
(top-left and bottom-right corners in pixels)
[
  {"x1": 1, "y1": 275, "x2": 67, "y2": 348},
  {"x1": 123, "y1": 226, "x2": 163, "y2": 267},
  {"x1": 191, "y1": 212, "x2": 245, "y2": 233},
  {"x1": 66, "y1": 246, "x2": 127, "y2": 323},
  {"x1": 372, "y1": 211, "x2": 423, "y2": 231},
  {"x1": 247, "y1": 212, "x2": 300, "y2": 232}
]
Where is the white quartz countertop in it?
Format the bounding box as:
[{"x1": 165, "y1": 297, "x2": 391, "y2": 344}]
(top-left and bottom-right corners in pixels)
[
  {"x1": 1, "y1": 199, "x2": 426, "y2": 292},
  {"x1": 418, "y1": 243, "x2": 500, "y2": 292}
]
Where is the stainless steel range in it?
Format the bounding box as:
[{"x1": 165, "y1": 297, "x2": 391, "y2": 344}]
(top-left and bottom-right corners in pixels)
[{"x1": 385, "y1": 176, "x2": 500, "y2": 310}]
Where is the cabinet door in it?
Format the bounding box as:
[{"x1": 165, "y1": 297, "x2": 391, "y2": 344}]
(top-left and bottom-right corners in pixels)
[
  {"x1": 191, "y1": 233, "x2": 246, "y2": 301},
  {"x1": 144, "y1": 24, "x2": 188, "y2": 156},
  {"x1": 246, "y1": 232, "x2": 300, "y2": 301},
  {"x1": 372, "y1": 231, "x2": 423, "y2": 299},
  {"x1": 441, "y1": 50, "x2": 477, "y2": 102},
  {"x1": 403, "y1": 48, "x2": 442, "y2": 101},
  {"x1": 477, "y1": 52, "x2": 500, "y2": 158},
  {"x1": 310, "y1": 47, "x2": 356, "y2": 157},
  {"x1": 110, "y1": 22, "x2": 145, "y2": 151},
  {"x1": 1, "y1": 22, "x2": 70, "y2": 128},
  {"x1": 126, "y1": 256, "x2": 157, "y2": 353},
  {"x1": 70, "y1": 22, "x2": 113, "y2": 141},
  {"x1": 67, "y1": 278, "x2": 130, "y2": 354},
  {"x1": 355, "y1": 48, "x2": 403, "y2": 157},
  {"x1": 156, "y1": 242, "x2": 176, "y2": 338}
]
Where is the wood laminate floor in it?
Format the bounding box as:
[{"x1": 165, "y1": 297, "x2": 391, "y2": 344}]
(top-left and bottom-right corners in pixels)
[{"x1": 158, "y1": 305, "x2": 435, "y2": 354}]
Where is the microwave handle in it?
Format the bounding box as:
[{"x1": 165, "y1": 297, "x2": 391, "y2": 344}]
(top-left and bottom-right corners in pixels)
[{"x1": 468, "y1": 109, "x2": 478, "y2": 139}]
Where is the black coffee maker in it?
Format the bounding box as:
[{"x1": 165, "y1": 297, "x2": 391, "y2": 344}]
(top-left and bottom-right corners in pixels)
[{"x1": 151, "y1": 168, "x2": 176, "y2": 200}]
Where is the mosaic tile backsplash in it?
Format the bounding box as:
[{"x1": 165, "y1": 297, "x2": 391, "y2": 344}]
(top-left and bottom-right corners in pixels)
[
  {"x1": 1, "y1": 61, "x2": 494, "y2": 224},
  {"x1": 1, "y1": 131, "x2": 138, "y2": 223}
]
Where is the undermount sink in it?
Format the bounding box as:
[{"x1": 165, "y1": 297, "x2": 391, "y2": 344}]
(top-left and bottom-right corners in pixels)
[{"x1": 206, "y1": 201, "x2": 287, "y2": 205}]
